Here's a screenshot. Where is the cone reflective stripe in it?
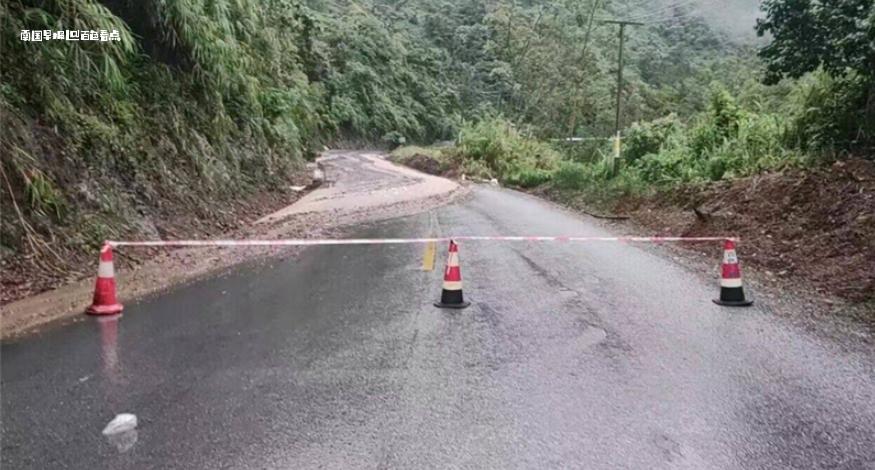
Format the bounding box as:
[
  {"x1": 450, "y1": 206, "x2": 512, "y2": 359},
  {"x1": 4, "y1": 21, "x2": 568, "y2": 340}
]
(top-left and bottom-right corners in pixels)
[
  {"x1": 87, "y1": 244, "x2": 124, "y2": 315},
  {"x1": 434, "y1": 240, "x2": 470, "y2": 309},
  {"x1": 713, "y1": 239, "x2": 753, "y2": 307}
]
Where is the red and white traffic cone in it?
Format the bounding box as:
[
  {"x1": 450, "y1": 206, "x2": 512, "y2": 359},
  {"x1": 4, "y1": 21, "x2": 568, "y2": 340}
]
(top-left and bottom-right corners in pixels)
[
  {"x1": 434, "y1": 240, "x2": 470, "y2": 309},
  {"x1": 87, "y1": 244, "x2": 124, "y2": 315},
  {"x1": 713, "y1": 239, "x2": 753, "y2": 307}
]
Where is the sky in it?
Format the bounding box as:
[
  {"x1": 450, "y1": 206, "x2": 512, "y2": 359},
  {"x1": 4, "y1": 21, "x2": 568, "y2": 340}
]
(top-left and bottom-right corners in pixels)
[
  {"x1": 694, "y1": 0, "x2": 764, "y2": 41},
  {"x1": 638, "y1": 0, "x2": 765, "y2": 43}
]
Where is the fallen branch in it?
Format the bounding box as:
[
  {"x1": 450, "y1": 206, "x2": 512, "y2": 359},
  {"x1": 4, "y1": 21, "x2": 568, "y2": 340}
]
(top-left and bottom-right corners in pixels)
[{"x1": 579, "y1": 209, "x2": 629, "y2": 220}]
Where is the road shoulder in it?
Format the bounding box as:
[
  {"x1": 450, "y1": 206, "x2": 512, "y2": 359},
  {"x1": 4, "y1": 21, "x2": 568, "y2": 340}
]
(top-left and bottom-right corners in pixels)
[{"x1": 1, "y1": 151, "x2": 467, "y2": 340}]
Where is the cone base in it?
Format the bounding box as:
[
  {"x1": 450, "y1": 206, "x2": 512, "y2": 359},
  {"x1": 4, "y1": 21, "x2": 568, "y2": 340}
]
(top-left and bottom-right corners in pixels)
[
  {"x1": 87, "y1": 303, "x2": 124, "y2": 315},
  {"x1": 712, "y1": 299, "x2": 753, "y2": 307},
  {"x1": 434, "y1": 301, "x2": 471, "y2": 309}
]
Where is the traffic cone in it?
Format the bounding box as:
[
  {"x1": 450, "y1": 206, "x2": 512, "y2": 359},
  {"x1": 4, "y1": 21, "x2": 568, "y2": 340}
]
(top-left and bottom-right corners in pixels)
[
  {"x1": 87, "y1": 244, "x2": 124, "y2": 315},
  {"x1": 713, "y1": 239, "x2": 753, "y2": 307},
  {"x1": 434, "y1": 240, "x2": 470, "y2": 309}
]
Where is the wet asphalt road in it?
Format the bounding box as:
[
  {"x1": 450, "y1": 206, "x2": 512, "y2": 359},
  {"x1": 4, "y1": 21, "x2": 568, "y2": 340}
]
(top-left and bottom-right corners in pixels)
[{"x1": 3, "y1": 158, "x2": 875, "y2": 469}]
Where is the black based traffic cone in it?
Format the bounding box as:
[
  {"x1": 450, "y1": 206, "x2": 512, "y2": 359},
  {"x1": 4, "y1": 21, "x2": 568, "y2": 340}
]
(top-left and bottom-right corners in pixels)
[
  {"x1": 713, "y1": 239, "x2": 753, "y2": 307},
  {"x1": 434, "y1": 240, "x2": 470, "y2": 309}
]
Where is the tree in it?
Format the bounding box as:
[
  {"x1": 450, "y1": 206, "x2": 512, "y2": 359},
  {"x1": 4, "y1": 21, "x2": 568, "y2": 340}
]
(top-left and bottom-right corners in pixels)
[{"x1": 755, "y1": 0, "x2": 875, "y2": 84}]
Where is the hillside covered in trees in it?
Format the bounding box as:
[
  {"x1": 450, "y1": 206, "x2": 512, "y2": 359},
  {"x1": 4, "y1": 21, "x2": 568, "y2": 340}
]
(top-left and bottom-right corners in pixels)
[{"x1": 1, "y1": 0, "x2": 873, "y2": 301}]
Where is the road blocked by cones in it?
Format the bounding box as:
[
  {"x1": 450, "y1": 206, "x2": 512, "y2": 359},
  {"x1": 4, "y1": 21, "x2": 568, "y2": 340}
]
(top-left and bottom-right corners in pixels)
[
  {"x1": 86, "y1": 235, "x2": 753, "y2": 316},
  {"x1": 434, "y1": 240, "x2": 470, "y2": 309},
  {"x1": 87, "y1": 244, "x2": 124, "y2": 316},
  {"x1": 713, "y1": 239, "x2": 753, "y2": 307}
]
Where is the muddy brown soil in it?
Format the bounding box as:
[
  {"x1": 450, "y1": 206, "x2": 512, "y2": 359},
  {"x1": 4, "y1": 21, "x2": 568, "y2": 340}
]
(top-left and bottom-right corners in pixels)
[
  {"x1": 543, "y1": 159, "x2": 875, "y2": 305},
  {"x1": 1, "y1": 179, "x2": 311, "y2": 305},
  {"x1": 396, "y1": 153, "x2": 444, "y2": 176}
]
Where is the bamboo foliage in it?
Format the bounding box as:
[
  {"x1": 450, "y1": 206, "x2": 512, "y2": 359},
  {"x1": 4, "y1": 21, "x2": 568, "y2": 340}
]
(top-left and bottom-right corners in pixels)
[{"x1": 2, "y1": 0, "x2": 865, "y2": 277}]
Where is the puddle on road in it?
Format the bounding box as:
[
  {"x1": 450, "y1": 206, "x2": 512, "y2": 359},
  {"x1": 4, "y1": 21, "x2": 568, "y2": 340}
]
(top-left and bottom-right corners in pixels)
[
  {"x1": 96, "y1": 314, "x2": 122, "y2": 383},
  {"x1": 97, "y1": 313, "x2": 137, "y2": 455}
]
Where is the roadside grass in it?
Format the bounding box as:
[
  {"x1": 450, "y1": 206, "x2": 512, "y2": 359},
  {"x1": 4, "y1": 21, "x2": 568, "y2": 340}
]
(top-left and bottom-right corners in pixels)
[
  {"x1": 393, "y1": 117, "x2": 562, "y2": 185},
  {"x1": 395, "y1": 81, "x2": 860, "y2": 202},
  {"x1": 389, "y1": 145, "x2": 444, "y2": 160},
  {"x1": 394, "y1": 91, "x2": 806, "y2": 194}
]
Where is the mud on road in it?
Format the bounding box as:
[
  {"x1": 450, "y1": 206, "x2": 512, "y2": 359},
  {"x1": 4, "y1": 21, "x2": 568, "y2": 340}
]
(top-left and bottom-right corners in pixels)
[{"x1": 1, "y1": 151, "x2": 467, "y2": 339}]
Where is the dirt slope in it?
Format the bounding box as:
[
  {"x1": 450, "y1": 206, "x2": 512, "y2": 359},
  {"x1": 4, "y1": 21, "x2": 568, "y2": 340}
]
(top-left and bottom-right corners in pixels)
[{"x1": 547, "y1": 159, "x2": 875, "y2": 304}]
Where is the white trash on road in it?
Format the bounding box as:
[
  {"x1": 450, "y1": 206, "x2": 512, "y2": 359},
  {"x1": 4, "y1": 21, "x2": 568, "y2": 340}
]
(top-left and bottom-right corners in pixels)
[{"x1": 102, "y1": 413, "x2": 137, "y2": 435}]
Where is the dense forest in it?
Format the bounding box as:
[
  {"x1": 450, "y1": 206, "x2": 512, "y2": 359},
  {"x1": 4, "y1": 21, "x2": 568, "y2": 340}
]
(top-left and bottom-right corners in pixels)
[{"x1": 1, "y1": 0, "x2": 873, "y2": 292}]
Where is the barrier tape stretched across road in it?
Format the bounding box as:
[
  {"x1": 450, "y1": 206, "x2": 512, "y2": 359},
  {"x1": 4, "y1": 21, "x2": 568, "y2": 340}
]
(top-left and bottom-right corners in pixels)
[
  {"x1": 88, "y1": 235, "x2": 755, "y2": 316},
  {"x1": 107, "y1": 236, "x2": 736, "y2": 248}
]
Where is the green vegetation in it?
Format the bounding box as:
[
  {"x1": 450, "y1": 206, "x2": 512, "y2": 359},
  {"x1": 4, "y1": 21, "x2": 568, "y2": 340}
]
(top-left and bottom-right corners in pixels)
[
  {"x1": 389, "y1": 145, "x2": 444, "y2": 162},
  {"x1": 0, "y1": 0, "x2": 460, "y2": 260},
  {"x1": 446, "y1": 72, "x2": 863, "y2": 201},
  {"x1": 1, "y1": 0, "x2": 873, "y2": 277},
  {"x1": 454, "y1": 117, "x2": 559, "y2": 185},
  {"x1": 390, "y1": 118, "x2": 559, "y2": 187},
  {"x1": 436, "y1": 0, "x2": 874, "y2": 198}
]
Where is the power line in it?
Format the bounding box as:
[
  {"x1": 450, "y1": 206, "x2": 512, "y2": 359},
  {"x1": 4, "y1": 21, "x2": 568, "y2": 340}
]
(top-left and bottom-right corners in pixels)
[
  {"x1": 625, "y1": 0, "x2": 721, "y2": 23},
  {"x1": 601, "y1": 9, "x2": 706, "y2": 28},
  {"x1": 624, "y1": 0, "x2": 702, "y2": 22},
  {"x1": 647, "y1": 12, "x2": 702, "y2": 25}
]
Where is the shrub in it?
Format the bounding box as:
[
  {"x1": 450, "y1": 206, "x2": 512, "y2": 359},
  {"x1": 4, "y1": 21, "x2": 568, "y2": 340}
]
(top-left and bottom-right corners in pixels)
[
  {"x1": 622, "y1": 84, "x2": 806, "y2": 185},
  {"x1": 453, "y1": 153, "x2": 493, "y2": 179},
  {"x1": 624, "y1": 113, "x2": 683, "y2": 162},
  {"x1": 783, "y1": 70, "x2": 873, "y2": 154},
  {"x1": 636, "y1": 145, "x2": 700, "y2": 184},
  {"x1": 551, "y1": 161, "x2": 595, "y2": 190},
  {"x1": 381, "y1": 131, "x2": 407, "y2": 149},
  {"x1": 504, "y1": 167, "x2": 553, "y2": 188},
  {"x1": 690, "y1": 85, "x2": 745, "y2": 158},
  {"x1": 390, "y1": 145, "x2": 443, "y2": 160},
  {"x1": 456, "y1": 116, "x2": 561, "y2": 183}
]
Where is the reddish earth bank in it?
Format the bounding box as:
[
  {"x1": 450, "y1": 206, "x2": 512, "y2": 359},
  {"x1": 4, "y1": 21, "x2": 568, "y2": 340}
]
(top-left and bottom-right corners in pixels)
[{"x1": 544, "y1": 159, "x2": 875, "y2": 305}]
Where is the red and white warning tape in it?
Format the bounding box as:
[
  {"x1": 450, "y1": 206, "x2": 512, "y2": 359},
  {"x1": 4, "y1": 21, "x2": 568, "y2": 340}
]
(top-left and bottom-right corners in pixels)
[{"x1": 107, "y1": 236, "x2": 736, "y2": 248}]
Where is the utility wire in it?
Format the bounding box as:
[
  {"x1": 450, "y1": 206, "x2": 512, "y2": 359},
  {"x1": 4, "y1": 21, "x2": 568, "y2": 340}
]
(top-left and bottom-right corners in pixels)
[
  {"x1": 593, "y1": 11, "x2": 703, "y2": 29},
  {"x1": 621, "y1": 8, "x2": 711, "y2": 27},
  {"x1": 623, "y1": 0, "x2": 702, "y2": 22},
  {"x1": 646, "y1": 10, "x2": 711, "y2": 25},
  {"x1": 625, "y1": 0, "x2": 724, "y2": 24},
  {"x1": 594, "y1": 8, "x2": 697, "y2": 26}
]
